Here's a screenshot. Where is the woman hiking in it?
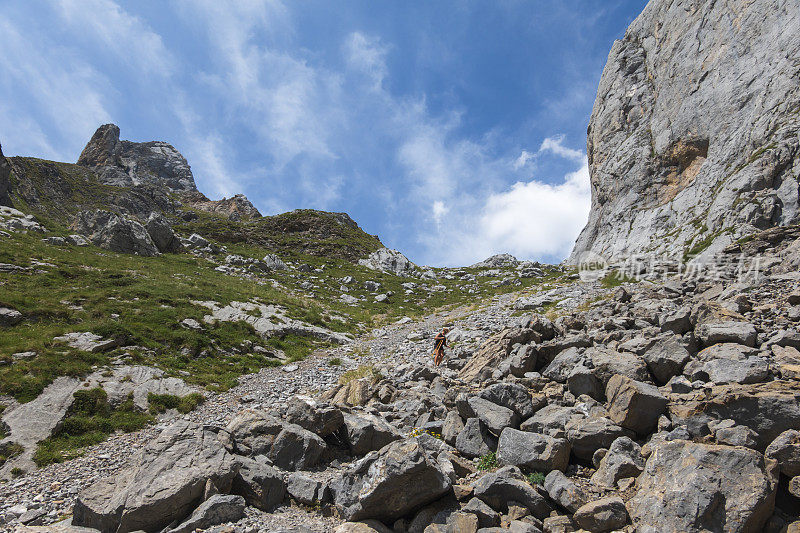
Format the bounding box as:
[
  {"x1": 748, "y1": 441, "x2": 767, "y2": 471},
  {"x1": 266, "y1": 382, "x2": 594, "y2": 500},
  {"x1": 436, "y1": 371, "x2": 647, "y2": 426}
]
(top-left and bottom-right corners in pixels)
[{"x1": 433, "y1": 327, "x2": 450, "y2": 366}]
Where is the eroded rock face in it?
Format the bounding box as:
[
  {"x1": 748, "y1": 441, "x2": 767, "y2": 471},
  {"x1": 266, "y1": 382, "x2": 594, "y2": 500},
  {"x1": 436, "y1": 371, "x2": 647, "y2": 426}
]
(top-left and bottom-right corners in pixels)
[
  {"x1": 77, "y1": 124, "x2": 198, "y2": 193},
  {"x1": 569, "y1": 0, "x2": 800, "y2": 263},
  {"x1": 73, "y1": 421, "x2": 237, "y2": 533},
  {"x1": 0, "y1": 142, "x2": 12, "y2": 207},
  {"x1": 628, "y1": 441, "x2": 776, "y2": 533}
]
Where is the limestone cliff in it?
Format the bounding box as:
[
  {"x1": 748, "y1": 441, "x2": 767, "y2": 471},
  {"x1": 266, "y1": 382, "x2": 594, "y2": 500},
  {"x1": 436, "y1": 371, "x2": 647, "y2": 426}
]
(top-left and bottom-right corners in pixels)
[{"x1": 569, "y1": 0, "x2": 800, "y2": 264}]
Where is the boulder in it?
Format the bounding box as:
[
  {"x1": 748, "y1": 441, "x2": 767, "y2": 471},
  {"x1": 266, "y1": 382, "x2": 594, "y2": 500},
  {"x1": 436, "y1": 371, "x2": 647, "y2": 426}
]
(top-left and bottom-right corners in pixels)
[
  {"x1": 473, "y1": 466, "x2": 552, "y2": 518},
  {"x1": 605, "y1": 375, "x2": 668, "y2": 435},
  {"x1": 468, "y1": 397, "x2": 519, "y2": 434},
  {"x1": 73, "y1": 210, "x2": 159, "y2": 256},
  {"x1": 585, "y1": 347, "x2": 651, "y2": 386},
  {"x1": 224, "y1": 411, "x2": 284, "y2": 456},
  {"x1": 589, "y1": 436, "x2": 644, "y2": 488},
  {"x1": 0, "y1": 306, "x2": 23, "y2": 327},
  {"x1": 262, "y1": 253, "x2": 289, "y2": 270},
  {"x1": 572, "y1": 496, "x2": 627, "y2": 533},
  {"x1": 463, "y1": 497, "x2": 500, "y2": 528},
  {"x1": 231, "y1": 457, "x2": 286, "y2": 511},
  {"x1": 765, "y1": 430, "x2": 800, "y2": 477},
  {"x1": 496, "y1": 428, "x2": 570, "y2": 472},
  {"x1": 145, "y1": 212, "x2": 183, "y2": 253},
  {"x1": 668, "y1": 381, "x2": 800, "y2": 451},
  {"x1": 543, "y1": 470, "x2": 588, "y2": 513},
  {"x1": 330, "y1": 439, "x2": 451, "y2": 522},
  {"x1": 73, "y1": 421, "x2": 237, "y2": 533},
  {"x1": 686, "y1": 343, "x2": 769, "y2": 385},
  {"x1": 344, "y1": 412, "x2": 401, "y2": 456},
  {"x1": 286, "y1": 395, "x2": 344, "y2": 437},
  {"x1": 168, "y1": 494, "x2": 245, "y2": 533},
  {"x1": 268, "y1": 424, "x2": 327, "y2": 470},
  {"x1": 455, "y1": 418, "x2": 497, "y2": 458},
  {"x1": 566, "y1": 417, "x2": 634, "y2": 461},
  {"x1": 696, "y1": 321, "x2": 758, "y2": 347},
  {"x1": 287, "y1": 473, "x2": 329, "y2": 505},
  {"x1": 358, "y1": 248, "x2": 418, "y2": 276},
  {"x1": 335, "y1": 521, "x2": 393, "y2": 533},
  {"x1": 479, "y1": 383, "x2": 536, "y2": 419},
  {"x1": 521, "y1": 405, "x2": 580, "y2": 438},
  {"x1": 442, "y1": 411, "x2": 465, "y2": 446},
  {"x1": 542, "y1": 348, "x2": 584, "y2": 383},
  {"x1": 641, "y1": 334, "x2": 691, "y2": 383},
  {"x1": 628, "y1": 441, "x2": 776, "y2": 532},
  {"x1": 459, "y1": 327, "x2": 540, "y2": 382}
]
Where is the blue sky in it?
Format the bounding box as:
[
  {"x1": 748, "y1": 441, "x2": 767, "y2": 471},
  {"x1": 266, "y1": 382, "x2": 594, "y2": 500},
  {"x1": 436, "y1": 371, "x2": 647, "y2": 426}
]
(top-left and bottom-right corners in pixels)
[{"x1": 0, "y1": 0, "x2": 647, "y2": 266}]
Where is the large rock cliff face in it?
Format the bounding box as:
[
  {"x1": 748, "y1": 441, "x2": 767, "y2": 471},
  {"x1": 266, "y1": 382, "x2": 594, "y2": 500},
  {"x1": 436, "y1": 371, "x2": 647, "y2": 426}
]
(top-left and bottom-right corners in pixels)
[
  {"x1": 0, "y1": 142, "x2": 11, "y2": 207},
  {"x1": 78, "y1": 124, "x2": 198, "y2": 193},
  {"x1": 569, "y1": 0, "x2": 800, "y2": 264}
]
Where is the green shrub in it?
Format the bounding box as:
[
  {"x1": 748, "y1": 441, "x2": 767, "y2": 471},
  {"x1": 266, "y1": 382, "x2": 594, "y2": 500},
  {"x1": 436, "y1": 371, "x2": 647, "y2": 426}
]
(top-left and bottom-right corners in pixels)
[
  {"x1": 476, "y1": 452, "x2": 498, "y2": 471},
  {"x1": 328, "y1": 357, "x2": 342, "y2": 366},
  {"x1": 338, "y1": 365, "x2": 383, "y2": 385},
  {"x1": 527, "y1": 471, "x2": 546, "y2": 486},
  {"x1": 10, "y1": 467, "x2": 25, "y2": 478},
  {"x1": 148, "y1": 392, "x2": 206, "y2": 414}
]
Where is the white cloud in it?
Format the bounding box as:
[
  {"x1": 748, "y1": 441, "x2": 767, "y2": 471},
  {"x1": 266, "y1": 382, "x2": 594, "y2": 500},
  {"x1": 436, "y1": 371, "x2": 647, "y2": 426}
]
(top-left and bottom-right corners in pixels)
[
  {"x1": 478, "y1": 159, "x2": 590, "y2": 259},
  {"x1": 539, "y1": 134, "x2": 585, "y2": 161},
  {"x1": 55, "y1": 0, "x2": 174, "y2": 78},
  {"x1": 345, "y1": 32, "x2": 389, "y2": 91},
  {"x1": 513, "y1": 149, "x2": 534, "y2": 169},
  {"x1": 432, "y1": 200, "x2": 449, "y2": 226}
]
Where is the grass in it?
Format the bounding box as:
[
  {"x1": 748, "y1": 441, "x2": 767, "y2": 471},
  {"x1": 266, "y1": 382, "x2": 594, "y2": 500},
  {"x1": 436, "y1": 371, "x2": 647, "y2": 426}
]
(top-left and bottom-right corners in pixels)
[
  {"x1": 328, "y1": 357, "x2": 342, "y2": 366},
  {"x1": 0, "y1": 442, "x2": 24, "y2": 467},
  {"x1": 147, "y1": 392, "x2": 206, "y2": 414},
  {"x1": 33, "y1": 388, "x2": 153, "y2": 466},
  {"x1": 599, "y1": 271, "x2": 636, "y2": 289},
  {"x1": 476, "y1": 451, "x2": 498, "y2": 471},
  {"x1": 338, "y1": 364, "x2": 383, "y2": 385}
]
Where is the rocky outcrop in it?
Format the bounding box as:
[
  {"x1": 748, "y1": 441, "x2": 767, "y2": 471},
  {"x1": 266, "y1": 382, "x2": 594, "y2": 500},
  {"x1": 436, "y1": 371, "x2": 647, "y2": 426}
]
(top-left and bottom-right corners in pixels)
[
  {"x1": 183, "y1": 192, "x2": 261, "y2": 221},
  {"x1": 77, "y1": 124, "x2": 197, "y2": 193},
  {"x1": 0, "y1": 142, "x2": 12, "y2": 207},
  {"x1": 358, "y1": 248, "x2": 418, "y2": 276},
  {"x1": 569, "y1": 0, "x2": 800, "y2": 263},
  {"x1": 73, "y1": 210, "x2": 159, "y2": 256}
]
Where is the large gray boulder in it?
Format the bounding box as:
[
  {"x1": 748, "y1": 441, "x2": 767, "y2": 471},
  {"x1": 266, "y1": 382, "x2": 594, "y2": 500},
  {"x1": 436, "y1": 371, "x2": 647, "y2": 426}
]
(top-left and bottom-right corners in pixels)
[
  {"x1": 696, "y1": 321, "x2": 758, "y2": 348},
  {"x1": 543, "y1": 471, "x2": 588, "y2": 513},
  {"x1": 455, "y1": 417, "x2": 497, "y2": 458},
  {"x1": 568, "y1": 0, "x2": 800, "y2": 263},
  {"x1": 145, "y1": 212, "x2": 183, "y2": 253},
  {"x1": 268, "y1": 424, "x2": 327, "y2": 471},
  {"x1": 473, "y1": 466, "x2": 552, "y2": 518},
  {"x1": 629, "y1": 441, "x2": 776, "y2": 532},
  {"x1": 73, "y1": 421, "x2": 237, "y2": 533},
  {"x1": 566, "y1": 417, "x2": 635, "y2": 461},
  {"x1": 330, "y1": 438, "x2": 451, "y2": 522},
  {"x1": 573, "y1": 497, "x2": 628, "y2": 533},
  {"x1": 168, "y1": 494, "x2": 245, "y2": 533},
  {"x1": 358, "y1": 248, "x2": 418, "y2": 276},
  {"x1": 641, "y1": 334, "x2": 691, "y2": 384},
  {"x1": 343, "y1": 412, "x2": 401, "y2": 456},
  {"x1": 286, "y1": 395, "x2": 344, "y2": 437},
  {"x1": 73, "y1": 210, "x2": 159, "y2": 256},
  {"x1": 231, "y1": 457, "x2": 286, "y2": 511},
  {"x1": 224, "y1": 411, "x2": 284, "y2": 456},
  {"x1": 684, "y1": 343, "x2": 769, "y2": 385},
  {"x1": 479, "y1": 382, "x2": 536, "y2": 419},
  {"x1": 605, "y1": 374, "x2": 668, "y2": 435},
  {"x1": 765, "y1": 429, "x2": 800, "y2": 477},
  {"x1": 496, "y1": 428, "x2": 569, "y2": 473},
  {"x1": 589, "y1": 436, "x2": 644, "y2": 488}
]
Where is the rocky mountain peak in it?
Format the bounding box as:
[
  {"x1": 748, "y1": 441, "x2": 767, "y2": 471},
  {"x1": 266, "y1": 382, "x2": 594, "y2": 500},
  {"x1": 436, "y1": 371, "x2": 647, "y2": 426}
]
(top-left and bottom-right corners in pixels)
[
  {"x1": 569, "y1": 0, "x2": 800, "y2": 264},
  {"x1": 77, "y1": 123, "x2": 198, "y2": 193}
]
